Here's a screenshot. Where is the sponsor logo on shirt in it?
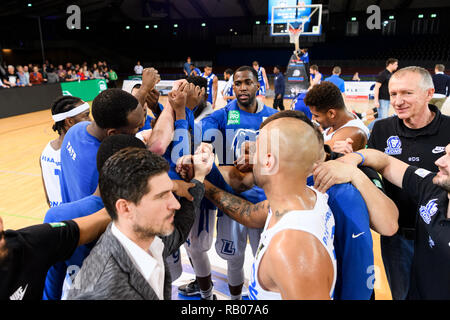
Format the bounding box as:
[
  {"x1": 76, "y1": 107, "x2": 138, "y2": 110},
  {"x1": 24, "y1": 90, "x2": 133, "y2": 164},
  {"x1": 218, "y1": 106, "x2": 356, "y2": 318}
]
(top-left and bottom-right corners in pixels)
[
  {"x1": 49, "y1": 222, "x2": 67, "y2": 228},
  {"x1": 414, "y1": 168, "x2": 432, "y2": 178},
  {"x1": 227, "y1": 110, "x2": 240, "y2": 125},
  {"x1": 419, "y1": 199, "x2": 438, "y2": 224},
  {"x1": 429, "y1": 235, "x2": 435, "y2": 248},
  {"x1": 385, "y1": 136, "x2": 402, "y2": 155},
  {"x1": 432, "y1": 146, "x2": 445, "y2": 154},
  {"x1": 10, "y1": 284, "x2": 28, "y2": 300}
]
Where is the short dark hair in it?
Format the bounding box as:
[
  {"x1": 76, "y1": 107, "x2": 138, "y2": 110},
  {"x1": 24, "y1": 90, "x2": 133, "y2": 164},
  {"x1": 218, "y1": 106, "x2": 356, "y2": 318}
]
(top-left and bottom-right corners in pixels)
[
  {"x1": 224, "y1": 68, "x2": 233, "y2": 76},
  {"x1": 304, "y1": 81, "x2": 346, "y2": 112},
  {"x1": 310, "y1": 64, "x2": 319, "y2": 71},
  {"x1": 132, "y1": 83, "x2": 141, "y2": 91},
  {"x1": 234, "y1": 65, "x2": 258, "y2": 83},
  {"x1": 274, "y1": 65, "x2": 281, "y2": 71},
  {"x1": 186, "y1": 75, "x2": 207, "y2": 90},
  {"x1": 386, "y1": 58, "x2": 398, "y2": 67},
  {"x1": 260, "y1": 110, "x2": 324, "y2": 145},
  {"x1": 51, "y1": 95, "x2": 83, "y2": 135},
  {"x1": 96, "y1": 134, "x2": 146, "y2": 172},
  {"x1": 99, "y1": 148, "x2": 170, "y2": 220},
  {"x1": 92, "y1": 88, "x2": 139, "y2": 130}
]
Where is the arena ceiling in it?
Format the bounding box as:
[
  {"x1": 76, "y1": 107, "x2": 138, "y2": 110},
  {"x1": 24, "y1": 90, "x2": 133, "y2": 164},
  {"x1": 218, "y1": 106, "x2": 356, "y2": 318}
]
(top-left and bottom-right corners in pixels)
[{"x1": 1, "y1": 0, "x2": 449, "y2": 20}]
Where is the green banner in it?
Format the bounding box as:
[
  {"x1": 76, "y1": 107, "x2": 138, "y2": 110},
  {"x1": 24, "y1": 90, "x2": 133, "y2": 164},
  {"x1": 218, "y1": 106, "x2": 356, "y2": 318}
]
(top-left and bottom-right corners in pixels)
[
  {"x1": 60, "y1": 79, "x2": 108, "y2": 101},
  {"x1": 128, "y1": 75, "x2": 142, "y2": 80}
]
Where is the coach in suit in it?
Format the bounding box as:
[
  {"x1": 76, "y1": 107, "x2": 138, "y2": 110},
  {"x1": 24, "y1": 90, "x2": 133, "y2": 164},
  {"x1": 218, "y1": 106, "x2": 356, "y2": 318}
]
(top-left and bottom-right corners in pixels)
[{"x1": 66, "y1": 146, "x2": 213, "y2": 300}]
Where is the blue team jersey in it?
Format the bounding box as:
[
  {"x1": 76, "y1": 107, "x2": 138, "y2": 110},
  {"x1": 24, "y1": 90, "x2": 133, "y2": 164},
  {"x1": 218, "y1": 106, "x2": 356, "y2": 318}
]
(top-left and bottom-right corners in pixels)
[
  {"x1": 324, "y1": 74, "x2": 345, "y2": 93},
  {"x1": 292, "y1": 93, "x2": 312, "y2": 120},
  {"x1": 60, "y1": 121, "x2": 101, "y2": 203},
  {"x1": 300, "y1": 52, "x2": 309, "y2": 64},
  {"x1": 164, "y1": 107, "x2": 195, "y2": 180},
  {"x1": 201, "y1": 73, "x2": 216, "y2": 104},
  {"x1": 199, "y1": 99, "x2": 278, "y2": 204},
  {"x1": 139, "y1": 114, "x2": 153, "y2": 132},
  {"x1": 311, "y1": 72, "x2": 322, "y2": 84},
  {"x1": 307, "y1": 177, "x2": 374, "y2": 300},
  {"x1": 42, "y1": 195, "x2": 104, "y2": 300},
  {"x1": 256, "y1": 67, "x2": 266, "y2": 96}
]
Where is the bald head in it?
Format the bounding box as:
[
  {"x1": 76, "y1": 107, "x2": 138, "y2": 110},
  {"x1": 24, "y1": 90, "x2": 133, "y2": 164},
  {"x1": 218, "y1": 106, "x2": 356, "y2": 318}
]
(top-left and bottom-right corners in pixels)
[{"x1": 254, "y1": 117, "x2": 321, "y2": 186}]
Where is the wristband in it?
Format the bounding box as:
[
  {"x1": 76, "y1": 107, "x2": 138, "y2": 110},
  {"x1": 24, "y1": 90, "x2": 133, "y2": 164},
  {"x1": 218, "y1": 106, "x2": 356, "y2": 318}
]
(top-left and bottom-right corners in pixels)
[{"x1": 353, "y1": 152, "x2": 365, "y2": 166}]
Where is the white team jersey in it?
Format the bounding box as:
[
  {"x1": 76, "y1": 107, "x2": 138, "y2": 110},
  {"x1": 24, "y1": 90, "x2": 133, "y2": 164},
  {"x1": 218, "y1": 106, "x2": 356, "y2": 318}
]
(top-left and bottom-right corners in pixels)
[
  {"x1": 40, "y1": 141, "x2": 63, "y2": 207},
  {"x1": 248, "y1": 188, "x2": 337, "y2": 300},
  {"x1": 323, "y1": 115, "x2": 370, "y2": 142}
]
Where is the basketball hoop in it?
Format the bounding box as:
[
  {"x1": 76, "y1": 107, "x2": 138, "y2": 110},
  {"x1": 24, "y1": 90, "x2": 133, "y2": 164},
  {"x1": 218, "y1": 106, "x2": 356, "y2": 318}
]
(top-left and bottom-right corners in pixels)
[{"x1": 288, "y1": 22, "x2": 304, "y2": 54}]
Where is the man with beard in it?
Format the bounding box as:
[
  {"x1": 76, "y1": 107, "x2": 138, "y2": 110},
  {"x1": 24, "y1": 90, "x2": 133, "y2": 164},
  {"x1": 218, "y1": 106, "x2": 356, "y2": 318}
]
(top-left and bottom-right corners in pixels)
[
  {"x1": 66, "y1": 147, "x2": 213, "y2": 300},
  {"x1": 318, "y1": 144, "x2": 450, "y2": 299},
  {"x1": 304, "y1": 81, "x2": 369, "y2": 153}
]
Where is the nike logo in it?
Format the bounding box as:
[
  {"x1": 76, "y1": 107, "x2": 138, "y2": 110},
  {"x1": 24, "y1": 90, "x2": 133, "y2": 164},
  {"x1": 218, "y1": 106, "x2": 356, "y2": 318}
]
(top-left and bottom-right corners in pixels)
[
  {"x1": 432, "y1": 146, "x2": 445, "y2": 154},
  {"x1": 352, "y1": 232, "x2": 365, "y2": 239},
  {"x1": 9, "y1": 284, "x2": 28, "y2": 300}
]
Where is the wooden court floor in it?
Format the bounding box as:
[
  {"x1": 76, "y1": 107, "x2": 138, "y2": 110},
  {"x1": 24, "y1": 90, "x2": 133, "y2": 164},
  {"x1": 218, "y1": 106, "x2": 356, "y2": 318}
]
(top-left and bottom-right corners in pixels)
[{"x1": 0, "y1": 96, "x2": 393, "y2": 300}]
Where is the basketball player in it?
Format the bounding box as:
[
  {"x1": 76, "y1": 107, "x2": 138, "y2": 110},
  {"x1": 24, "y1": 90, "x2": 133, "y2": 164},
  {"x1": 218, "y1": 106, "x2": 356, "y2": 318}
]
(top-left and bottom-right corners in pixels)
[
  {"x1": 130, "y1": 84, "x2": 162, "y2": 131},
  {"x1": 198, "y1": 110, "x2": 398, "y2": 300},
  {"x1": 252, "y1": 61, "x2": 270, "y2": 102},
  {"x1": 308, "y1": 64, "x2": 322, "y2": 90},
  {"x1": 190, "y1": 64, "x2": 201, "y2": 77},
  {"x1": 201, "y1": 65, "x2": 219, "y2": 109},
  {"x1": 40, "y1": 96, "x2": 91, "y2": 208},
  {"x1": 249, "y1": 115, "x2": 336, "y2": 299},
  {"x1": 195, "y1": 66, "x2": 278, "y2": 299},
  {"x1": 222, "y1": 69, "x2": 235, "y2": 102},
  {"x1": 304, "y1": 81, "x2": 369, "y2": 153}
]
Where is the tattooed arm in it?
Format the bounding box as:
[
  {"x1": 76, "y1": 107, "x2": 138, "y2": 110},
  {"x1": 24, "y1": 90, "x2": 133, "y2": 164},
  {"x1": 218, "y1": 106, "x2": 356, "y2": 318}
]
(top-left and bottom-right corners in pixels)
[{"x1": 204, "y1": 180, "x2": 268, "y2": 228}]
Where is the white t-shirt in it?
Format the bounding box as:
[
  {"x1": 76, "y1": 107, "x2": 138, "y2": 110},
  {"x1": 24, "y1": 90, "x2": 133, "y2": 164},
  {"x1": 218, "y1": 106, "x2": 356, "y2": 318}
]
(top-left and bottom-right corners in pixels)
[
  {"x1": 249, "y1": 188, "x2": 337, "y2": 300},
  {"x1": 323, "y1": 114, "x2": 370, "y2": 142},
  {"x1": 40, "y1": 141, "x2": 63, "y2": 207}
]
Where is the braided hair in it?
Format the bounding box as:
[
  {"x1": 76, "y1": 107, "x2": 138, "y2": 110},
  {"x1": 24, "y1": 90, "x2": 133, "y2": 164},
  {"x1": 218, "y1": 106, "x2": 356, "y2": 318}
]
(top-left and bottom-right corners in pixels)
[{"x1": 51, "y1": 95, "x2": 82, "y2": 135}]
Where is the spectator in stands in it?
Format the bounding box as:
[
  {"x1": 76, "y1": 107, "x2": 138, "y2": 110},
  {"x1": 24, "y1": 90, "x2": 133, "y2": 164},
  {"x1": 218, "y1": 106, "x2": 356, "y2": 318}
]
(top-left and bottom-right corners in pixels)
[
  {"x1": 0, "y1": 77, "x2": 9, "y2": 88},
  {"x1": 57, "y1": 65, "x2": 67, "y2": 82},
  {"x1": 76, "y1": 68, "x2": 86, "y2": 81},
  {"x1": 107, "y1": 67, "x2": 118, "y2": 88},
  {"x1": 183, "y1": 57, "x2": 192, "y2": 77},
  {"x1": 324, "y1": 66, "x2": 345, "y2": 94},
  {"x1": 30, "y1": 66, "x2": 45, "y2": 85},
  {"x1": 47, "y1": 66, "x2": 59, "y2": 84},
  {"x1": 83, "y1": 66, "x2": 92, "y2": 80},
  {"x1": 4, "y1": 65, "x2": 21, "y2": 87},
  {"x1": 373, "y1": 58, "x2": 398, "y2": 121},
  {"x1": 23, "y1": 65, "x2": 30, "y2": 84},
  {"x1": 352, "y1": 72, "x2": 361, "y2": 81},
  {"x1": 16, "y1": 65, "x2": 31, "y2": 86},
  {"x1": 134, "y1": 61, "x2": 143, "y2": 75},
  {"x1": 92, "y1": 66, "x2": 103, "y2": 79},
  {"x1": 430, "y1": 64, "x2": 450, "y2": 110},
  {"x1": 65, "y1": 70, "x2": 77, "y2": 82}
]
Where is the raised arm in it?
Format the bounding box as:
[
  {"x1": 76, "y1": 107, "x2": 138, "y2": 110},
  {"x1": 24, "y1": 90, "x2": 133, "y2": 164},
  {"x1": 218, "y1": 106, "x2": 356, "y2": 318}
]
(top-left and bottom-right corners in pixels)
[
  {"x1": 339, "y1": 148, "x2": 409, "y2": 188},
  {"x1": 72, "y1": 208, "x2": 111, "y2": 246},
  {"x1": 313, "y1": 159, "x2": 399, "y2": 236}
]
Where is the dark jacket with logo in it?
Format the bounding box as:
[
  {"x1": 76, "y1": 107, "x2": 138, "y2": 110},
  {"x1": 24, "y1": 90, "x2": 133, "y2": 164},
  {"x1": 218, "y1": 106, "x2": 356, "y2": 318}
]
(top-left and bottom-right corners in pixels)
[{"x1": 368, "y1": 104, "x2": 450, "y2": 236}]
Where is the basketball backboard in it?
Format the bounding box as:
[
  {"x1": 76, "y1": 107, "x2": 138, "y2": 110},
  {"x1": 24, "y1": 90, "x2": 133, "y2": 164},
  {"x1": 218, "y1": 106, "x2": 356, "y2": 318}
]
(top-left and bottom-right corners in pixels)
[{"x1": 269, "y1": 1, "x2": 322, "y2": 37}]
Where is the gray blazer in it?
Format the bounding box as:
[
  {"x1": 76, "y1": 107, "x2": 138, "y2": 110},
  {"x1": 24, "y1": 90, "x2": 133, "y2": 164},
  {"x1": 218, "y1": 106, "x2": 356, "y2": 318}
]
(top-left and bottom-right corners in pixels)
[{"x1": 66, "y1": 180, "x2": 204, "y2": 300}]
